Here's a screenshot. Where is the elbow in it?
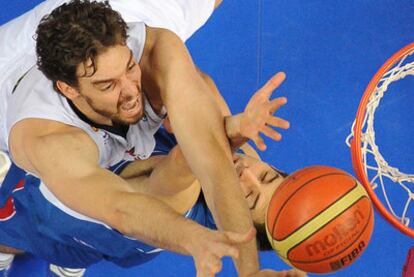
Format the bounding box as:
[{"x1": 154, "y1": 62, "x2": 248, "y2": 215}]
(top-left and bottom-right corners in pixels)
[
  {"x1": 106, "y1": 207, "x2": 135, "y2": 237},
  {"x1": 102, "y1": 193, "x2": 136, "y2": 237}
]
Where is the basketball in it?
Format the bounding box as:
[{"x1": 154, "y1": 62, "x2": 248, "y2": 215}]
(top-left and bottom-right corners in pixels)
[{"x1": 266, "y1": 166, "x2": 374, "y2": 273}]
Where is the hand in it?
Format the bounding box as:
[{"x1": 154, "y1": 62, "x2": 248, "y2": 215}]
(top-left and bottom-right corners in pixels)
[
  {"x1": 239, "y1": 72, "x2": 290, "y2": 151},
  {"x1": 186, "y1": 227, "x2": 256, "y2": 277},
  {"x1": 249, "y1": 269, "x2": 308, "y2": 277}
]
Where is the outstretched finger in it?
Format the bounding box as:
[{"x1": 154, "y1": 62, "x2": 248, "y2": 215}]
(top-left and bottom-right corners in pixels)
[
  {"x1": 269, "y1": 97, "x2": 288, "y2": 114},
  {"x1": 249, "y1": 133, "x2": 266, "y2": 151},
  {"x1": 267, "y1": 117, "x2": 290, "y2": 129},
  {"x1": 261, "y1": 126, "x2": 282, "y2": 141},
  {"x1": 258, "y1": 72, "x2": 286, "y2": 98}
]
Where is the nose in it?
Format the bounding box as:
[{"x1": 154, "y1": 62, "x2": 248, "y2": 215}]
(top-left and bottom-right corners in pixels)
[
  {"x1": 240, "y1": 168, "x2": 260, "y2": 193},
  {"x1": 119, "y1": 75, "x2": 138, "y2": 100}
]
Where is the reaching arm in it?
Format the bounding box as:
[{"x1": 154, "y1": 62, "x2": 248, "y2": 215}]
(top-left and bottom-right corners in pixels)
[
  {"x1": 223, "y1": 72, "x2": 290, "y2": 152},
  {"x1": 8, "y1": 119, "x2": 253, "y2": 271},
  {"x1": 196, "y1": 69, "x2": 260, "y2": 159},
  {"x1": 9, "y1": 119, "x2": 198, "y2": 253},
  {"x1": 164, "y1": 69, "x2": 290, "y2": 158},
  {"x1": 141, "y1": 27, "x2": 260, "y2": 276},
  {"x1": 199, "y1": 70, "x2": 290, "y2": 153}
]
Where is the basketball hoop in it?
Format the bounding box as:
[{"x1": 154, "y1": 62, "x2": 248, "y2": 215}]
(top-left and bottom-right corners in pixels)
[{"x1": 346, "y1": 42, "x2": 414, "y2": 238}]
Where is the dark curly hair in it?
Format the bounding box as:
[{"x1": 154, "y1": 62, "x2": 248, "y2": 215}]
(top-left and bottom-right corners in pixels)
[
  {"x1": 35, "y1": 0, "x2": 128, "y2": 92},
  {"x1": 255, "y1": 222, "x2": 273, "y2": 251}
]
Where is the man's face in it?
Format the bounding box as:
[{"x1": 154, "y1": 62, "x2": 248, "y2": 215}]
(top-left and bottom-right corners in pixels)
[
  {"x1": 76, "y1": 44, "x2": 144, "y2": 125},
  {"x1": 234, "y1": 154, "x2": 287, "y2": 225}
]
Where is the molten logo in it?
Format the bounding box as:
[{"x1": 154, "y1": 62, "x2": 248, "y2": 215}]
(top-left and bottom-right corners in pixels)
[{"x1": 305, "y1": 209, "x2": 364, "y2": 256}]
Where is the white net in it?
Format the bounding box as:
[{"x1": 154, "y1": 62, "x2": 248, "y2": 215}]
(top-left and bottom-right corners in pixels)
[{"x1": 346, "y1": 47, "x2": 414, "y2": 227}]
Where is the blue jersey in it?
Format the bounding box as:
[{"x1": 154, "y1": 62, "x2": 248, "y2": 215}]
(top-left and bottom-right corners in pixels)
[{"x1": 0, "y1": 128, "x2": 215, "y2": 268}]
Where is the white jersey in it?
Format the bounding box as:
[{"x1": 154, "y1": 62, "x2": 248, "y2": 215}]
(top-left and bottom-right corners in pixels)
[
  {"x1": 0, "y1": 0, "x2": 216, "y2": 163},
  {"x1": 7, "y1": 62, "x2": 166, "y2": 169}
]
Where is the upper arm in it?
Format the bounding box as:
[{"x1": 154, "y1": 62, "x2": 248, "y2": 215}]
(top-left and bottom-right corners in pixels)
[
  {"x1": 143, "y1": 28, "x2": 236, "y2": 182},
  {"x1": 9, "y1": 119, "x2": 134, "y2": 227},
  {"x1": 143, "y1": 28, "x2": 217, "y2": 115},
  {"x1": 8, "y1": 121, "x2": 203, "y2": 248}
]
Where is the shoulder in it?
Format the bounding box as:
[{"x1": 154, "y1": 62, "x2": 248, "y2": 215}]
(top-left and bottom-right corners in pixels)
[
  {"x1": 9, "y1": 119, "x2": 98, "y2": 176},
  {"x1": 141, "y1": 27, "x2": 187, "y2": 70},
  {"x1": 10, "y1": 118, "x2": 96, "y2": 151}
]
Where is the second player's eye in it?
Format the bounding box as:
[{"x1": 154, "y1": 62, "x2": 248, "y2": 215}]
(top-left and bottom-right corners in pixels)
[
  {"x1": 128, "y1": 62, "x2": 137, "y2": 71},
  {"x1": 260, "y1": 171, "x2": 268, "y2": 182},
  {"x1": 101, "y1": 83, "x2": 114, "y2": 91}
]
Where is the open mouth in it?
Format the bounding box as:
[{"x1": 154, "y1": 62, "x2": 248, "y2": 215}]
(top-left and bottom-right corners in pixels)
[{"x1": 120, "y1": 98, "x2": 140, "y2": 117}]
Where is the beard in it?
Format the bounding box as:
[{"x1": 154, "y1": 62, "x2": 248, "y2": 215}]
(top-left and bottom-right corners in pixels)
[{"x1": 83, "y1": 91, "x2": 145, "y2": 125}]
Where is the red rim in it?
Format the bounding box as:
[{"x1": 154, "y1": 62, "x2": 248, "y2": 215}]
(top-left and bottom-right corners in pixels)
[{"x1": 351, "y1": 42, "x2": 414, "y2": 238}]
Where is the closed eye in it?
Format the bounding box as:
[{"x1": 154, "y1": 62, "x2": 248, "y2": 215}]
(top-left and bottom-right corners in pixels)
[
  {"x1": 250, "y1": 194, "x2": 260, "y2": 210},
  {"x1": 266, "y1": 173, "x2": 279, "y2": 183},
  {"x1": 261, "y1": 170, "x2": 280, "y2": 184},
  {"x1": 260, "y1": 171, "x2": 268, "y2": 182},
  {"x1": 128, "y1": 62, "x2": 137, "y2": 71},
  {"x1": 102, "y1": 83, "x2": 114, "y2": 91},
  {"x1": 245, "y1": 191, "x2": 253, "y2": 198}
]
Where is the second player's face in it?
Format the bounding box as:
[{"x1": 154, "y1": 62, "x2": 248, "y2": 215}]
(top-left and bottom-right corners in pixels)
[
  {"x1": 76, "y1": 44, "x2": 144, "y2": 125},
  {"x1": 234, "y1": 154, "x2": 287, "y2": 225}
]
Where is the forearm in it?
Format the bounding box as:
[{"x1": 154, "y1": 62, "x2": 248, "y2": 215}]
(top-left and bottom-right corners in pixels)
[
  {"x1": 19, "y1": 129, "x2": 202, "y2": 258},
  {"x1": 224, "y1": 113, "x2": 248, "y2": 151},
  {"x1": 190, "y1": 139, "x2": 259, "y2": 275},
  {"x1": 159, "y1": 48, "x2": 259, "y2": 275},
  {"x1": 169, "y1": 99, "x2": 259, "y2": 275},
  {"x1": 147, "y1": 146, "x2": 196, "y2": 195},
  {"x1": 120, "y1": 147, "x2": 195, "y2": 196},
  {"x1": 197, "y1": 69, "x2": 251, "y2": 152},
  {"x1": 62, "y1": 168, "x2": 202, "y2": 256},
  {"x1": 111, "y1": 188, "x2": 199, "y2": 255}
]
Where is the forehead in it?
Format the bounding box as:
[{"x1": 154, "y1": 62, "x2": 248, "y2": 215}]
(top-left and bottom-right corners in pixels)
[
  {"x1": 239, "y1": 154, "x2": 288, "y2": 177},
  {"x1": 252, "y1": 175, "x2": 285, "y2": 224},
  {"x1": 76, "y1": 44, "x2": 133, "y2": 80},
  {"x1": 238, "y1": 153, "x2": 271, "y2": 169}
]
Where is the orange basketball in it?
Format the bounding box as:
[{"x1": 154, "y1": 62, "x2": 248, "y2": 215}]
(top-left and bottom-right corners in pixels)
[{"x1": 265, "y1": 166, "x2": 374, "y2": 273}]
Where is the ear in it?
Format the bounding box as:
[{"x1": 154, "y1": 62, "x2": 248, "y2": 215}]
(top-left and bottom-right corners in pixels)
[{"x1": 56, "y1": 80, "x2": 80, "y2": 100}]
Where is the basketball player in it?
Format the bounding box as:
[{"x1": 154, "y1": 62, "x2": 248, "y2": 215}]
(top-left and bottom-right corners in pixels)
[
  {"x1": 0, "y1": 0, "x2": 298, "y2": 276},
  {"x1": 0, "y1": 79, "x2": 300, "y2": 276}
]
